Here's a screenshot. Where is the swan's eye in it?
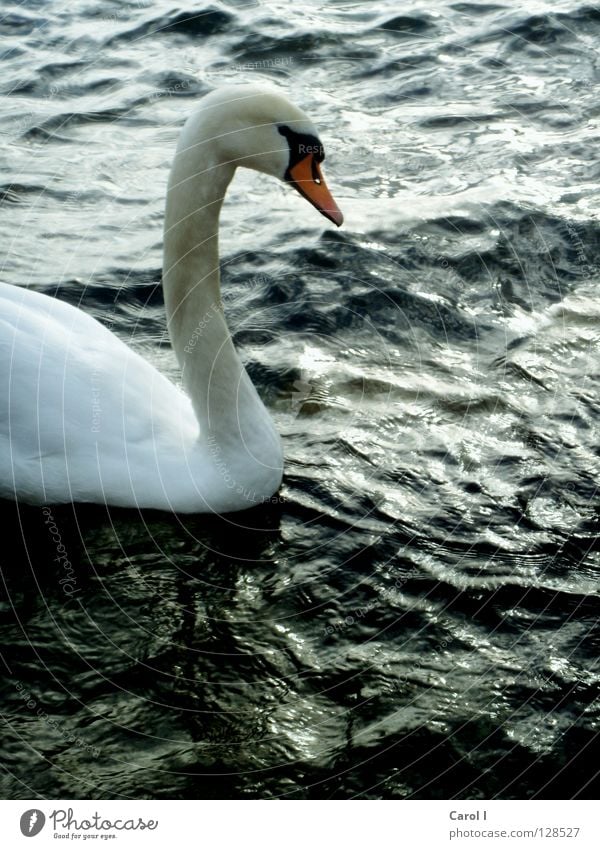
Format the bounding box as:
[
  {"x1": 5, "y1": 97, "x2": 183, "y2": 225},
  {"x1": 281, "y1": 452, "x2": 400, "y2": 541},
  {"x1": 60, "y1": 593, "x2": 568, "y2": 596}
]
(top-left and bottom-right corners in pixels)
[{"x1": 278, "y1": 125, "x2": 325, "y2": 176}]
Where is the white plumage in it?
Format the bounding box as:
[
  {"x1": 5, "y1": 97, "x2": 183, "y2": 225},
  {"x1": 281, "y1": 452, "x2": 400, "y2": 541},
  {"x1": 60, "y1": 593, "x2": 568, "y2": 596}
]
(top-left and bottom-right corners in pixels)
[{"x1": 0, "y1": 85, "x2": 342, "y2": 513}]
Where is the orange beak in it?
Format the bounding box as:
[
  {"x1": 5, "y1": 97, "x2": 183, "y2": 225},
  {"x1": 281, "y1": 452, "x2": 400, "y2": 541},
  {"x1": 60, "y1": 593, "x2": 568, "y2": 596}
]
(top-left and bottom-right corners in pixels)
[{"x1": 287, "y1": 155, "x2": 344, "y2": 227}]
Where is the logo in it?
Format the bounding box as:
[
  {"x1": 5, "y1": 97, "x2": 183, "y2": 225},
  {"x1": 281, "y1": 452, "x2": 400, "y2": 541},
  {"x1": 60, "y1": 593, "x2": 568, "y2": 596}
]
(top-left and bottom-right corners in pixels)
[{"x1": 20, "y1": 810, "x2": 46, "y2": 837}]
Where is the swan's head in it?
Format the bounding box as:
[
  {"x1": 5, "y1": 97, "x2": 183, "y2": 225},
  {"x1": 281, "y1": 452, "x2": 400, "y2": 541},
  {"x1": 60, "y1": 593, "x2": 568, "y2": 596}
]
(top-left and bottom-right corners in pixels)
[{"x1": 193, "y1": 85, "x2": 343, "y2": 226}]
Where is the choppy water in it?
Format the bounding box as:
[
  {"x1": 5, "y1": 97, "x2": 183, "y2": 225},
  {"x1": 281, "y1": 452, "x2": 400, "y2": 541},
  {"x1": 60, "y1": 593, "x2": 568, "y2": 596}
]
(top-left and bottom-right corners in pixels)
[{"x1": 1, "y1": 0, "x2": 599, "y2": 799}]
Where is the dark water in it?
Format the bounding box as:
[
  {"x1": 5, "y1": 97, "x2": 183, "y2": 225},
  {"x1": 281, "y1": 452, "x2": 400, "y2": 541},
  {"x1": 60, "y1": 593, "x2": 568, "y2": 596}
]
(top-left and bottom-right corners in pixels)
[{"x1": 1, "y1": 0, "x2": 599, "y2": 799}]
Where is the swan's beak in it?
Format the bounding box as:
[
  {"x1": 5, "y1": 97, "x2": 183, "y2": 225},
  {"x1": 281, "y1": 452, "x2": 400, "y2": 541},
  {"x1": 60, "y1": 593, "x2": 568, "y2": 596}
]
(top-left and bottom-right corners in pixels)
[{"x1": 287, "y1": 155, "x2": 344, "y2": 227}]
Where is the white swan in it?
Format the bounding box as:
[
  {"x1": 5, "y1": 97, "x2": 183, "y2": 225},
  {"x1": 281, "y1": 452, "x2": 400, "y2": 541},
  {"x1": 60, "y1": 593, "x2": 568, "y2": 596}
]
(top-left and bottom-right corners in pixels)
[{"x1": 0, "y1": 85, "x2": 343, "y2": 513}]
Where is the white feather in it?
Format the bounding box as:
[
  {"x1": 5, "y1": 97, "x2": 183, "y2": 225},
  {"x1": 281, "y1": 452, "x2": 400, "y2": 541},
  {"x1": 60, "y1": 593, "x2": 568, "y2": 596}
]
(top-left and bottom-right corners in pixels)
[{"x1": 0, "y1": 85, "x2": 334, "y2": 512}]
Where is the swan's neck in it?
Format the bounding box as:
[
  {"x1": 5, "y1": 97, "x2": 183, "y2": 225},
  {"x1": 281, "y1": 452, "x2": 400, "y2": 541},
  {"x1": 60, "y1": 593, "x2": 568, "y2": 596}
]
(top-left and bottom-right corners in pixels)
[
  {"x1": 162, "y1": 130, "x2": 280, "y2": 494},
  {"x1": 163, "y1": 146, "x2": 235, "y2": 431}
]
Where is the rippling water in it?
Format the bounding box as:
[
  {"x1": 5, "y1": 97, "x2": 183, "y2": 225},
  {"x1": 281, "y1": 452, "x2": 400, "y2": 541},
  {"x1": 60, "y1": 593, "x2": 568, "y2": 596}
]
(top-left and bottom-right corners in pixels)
[{"x1": 1, "y1": 0, "x2": 599, "y2": 799}]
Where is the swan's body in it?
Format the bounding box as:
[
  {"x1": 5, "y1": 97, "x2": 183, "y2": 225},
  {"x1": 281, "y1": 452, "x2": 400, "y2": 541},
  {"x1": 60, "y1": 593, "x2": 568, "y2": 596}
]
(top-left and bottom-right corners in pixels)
[
  {"x1": 0, "y1": 86, "x2": 342, "y2": 513},
  {"x1": 0, "y1": 281, "x2": 211, "y2": 512}
]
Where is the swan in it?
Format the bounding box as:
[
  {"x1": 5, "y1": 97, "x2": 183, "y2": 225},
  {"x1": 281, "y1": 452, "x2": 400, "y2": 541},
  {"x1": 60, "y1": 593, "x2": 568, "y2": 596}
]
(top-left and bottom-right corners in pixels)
[{"x1": 0, "y1": 85, "x2": 343, "y2": 513}]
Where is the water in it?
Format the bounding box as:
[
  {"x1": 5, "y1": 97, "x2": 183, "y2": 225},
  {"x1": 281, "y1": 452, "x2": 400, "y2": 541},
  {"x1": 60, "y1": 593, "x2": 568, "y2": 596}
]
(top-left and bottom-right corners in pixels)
[{"x1": 1, "y1": 0, "x2": 599, "y2": 799}]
